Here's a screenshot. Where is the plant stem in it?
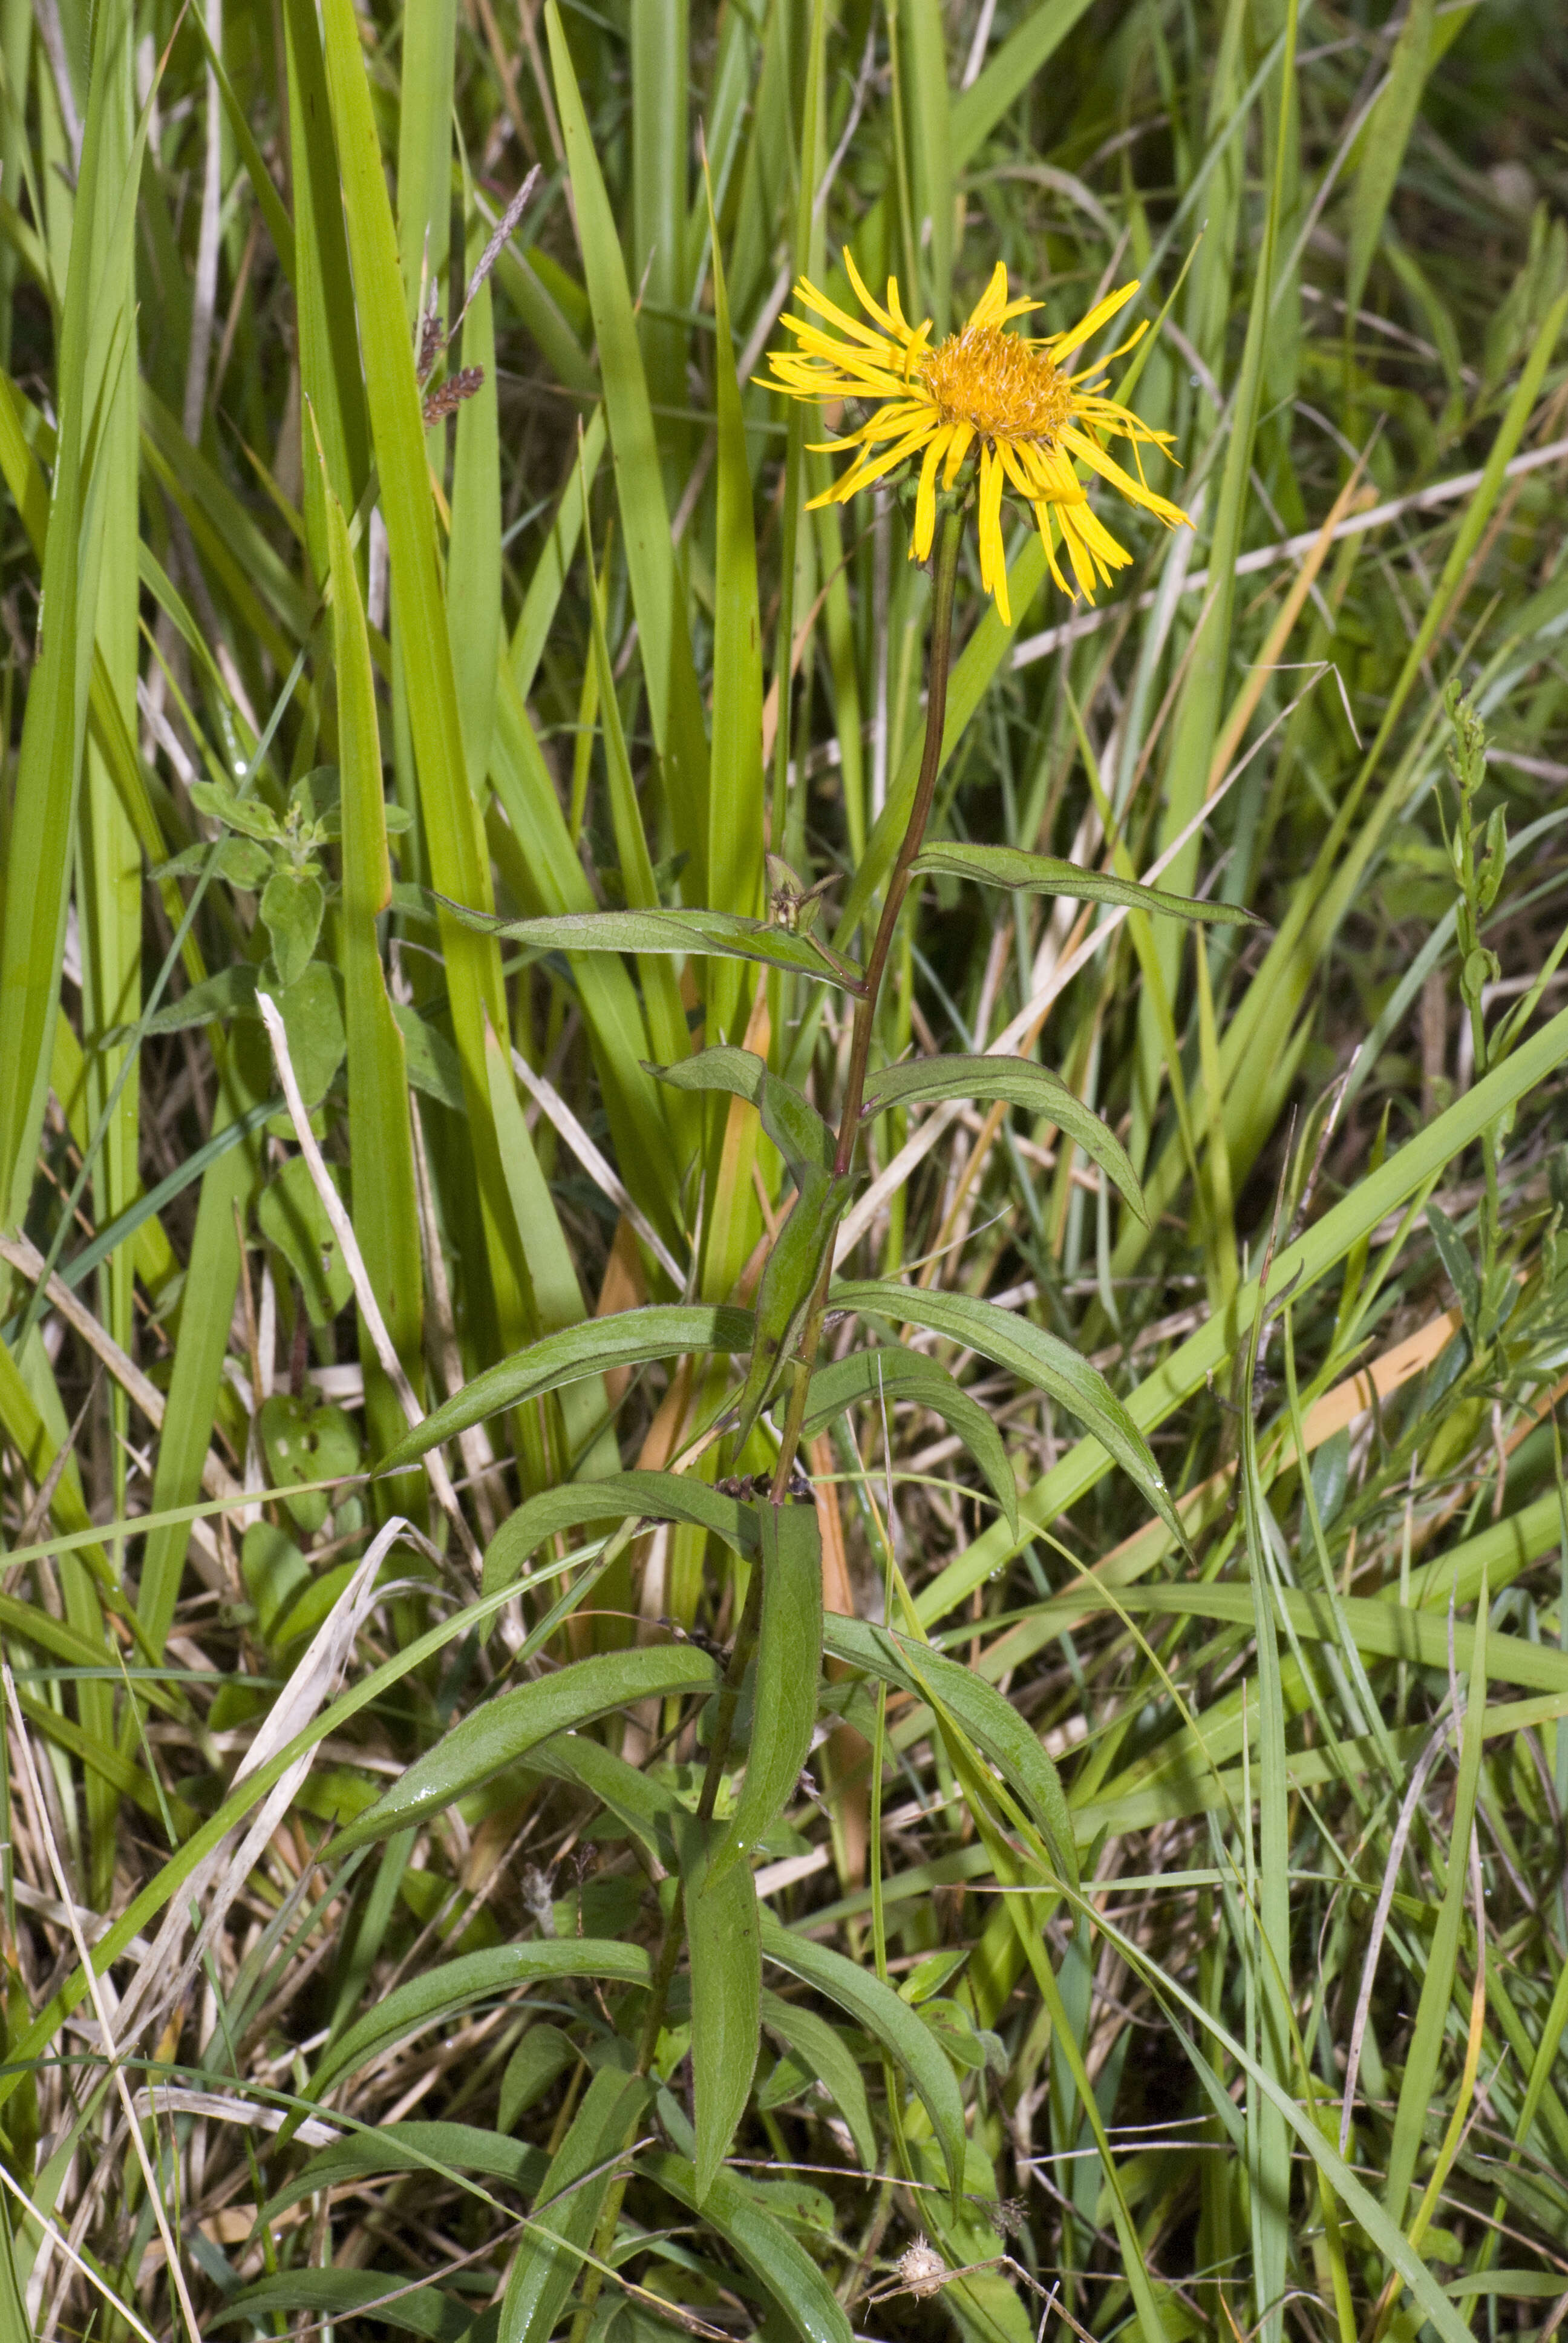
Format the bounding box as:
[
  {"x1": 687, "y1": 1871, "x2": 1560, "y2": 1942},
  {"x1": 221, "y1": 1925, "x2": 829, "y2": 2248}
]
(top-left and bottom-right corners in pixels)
[
  {"x1": 834, "y1": 503, "x2": 965, "y2": 1173},
  {"x1": 569, "y1": 508, "x2": 966, "y2": 2343},
  {"x1": 766, "y1": 499, "x2": 966, "y2": 1504}
]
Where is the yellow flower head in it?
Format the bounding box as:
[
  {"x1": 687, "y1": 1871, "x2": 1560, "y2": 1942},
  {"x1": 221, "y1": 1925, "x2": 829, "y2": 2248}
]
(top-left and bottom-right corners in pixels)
[{"x1": 766, "y1": 255, "x2": 1189, "y2": 624}]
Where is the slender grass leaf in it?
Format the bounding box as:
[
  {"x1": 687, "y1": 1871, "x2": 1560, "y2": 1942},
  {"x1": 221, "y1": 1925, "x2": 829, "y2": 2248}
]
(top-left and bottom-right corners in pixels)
[
  {"x1": 546, "y1": 2, "x2": 711, "y2": 898},
  {"x1": 394, "y1": 0, "x2": 454, "y2": 313},
  {"x1": 449, "y1": 182, "x2": 501, "y2": 797},
  {"x1": 319, "y1": 0, "x2": 532, "y2": 1362},
  {"x1": 510, "y1": 404, "x2": 606, "y2": 700},
  {"x1": 1383, "y1": 1571, "x2": 1488, "y2": 2226},
  {"x1": 949, "y1": 0, "x2": 1098, "y2": 163},
  {"x1": 324, "y1": 463, "x2": 426, "y2": 1486},
  {"x1": 704, "y1": 164, "x2": 763, "y2": 1034},
  {"x1": 187, "y1": 0, "x2": 296, "y2": 285},
  {"x1": 1345, "y1": 0, "x2": 1434, "y2": 318}
]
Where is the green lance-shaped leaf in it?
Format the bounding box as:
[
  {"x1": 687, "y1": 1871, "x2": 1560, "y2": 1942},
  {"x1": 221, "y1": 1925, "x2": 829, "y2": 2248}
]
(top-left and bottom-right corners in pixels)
[
  {"x1": 913, "y1": 841, "x2": 1258, "y2": 924},
  {"x1": 214, "y1": 2268, "x2": 472, "y2": 2338},
  {"x1": 324, "y1": 459, "x2": 426, "y2": 1492},
  {"x1": 333, "y1": 1646, "x2": 720, "y2": 1854},
  {"x1": 532, "y1": 1731, "x2": 685, "y2": 1871},
  {"x1": 377, "y1": 1305, "x2": 755, "y2": 1470},
  {"x1": 652, "y1": 1046, "x2": 834, "y2": 1179},
  {"x1": 431, "y1": 900, "x2": 865, "y2": 991},
  {"x1": 759, "y1": 1913, "x2": 965, "y2": 2206},
  {"x1": 1426, "y1": 1201, "x2": 1480, "y2": 1337},
  {"x1": 863, "y1": 1053, "x2": 1148, "y2": 1226},
  {"x1": 498, "y1": 2028, "x2": 576, "y2": 2134},
  {"x1": 483, "y1": 1471, "x2": 762, "y2": 1597},
  {"x1": 731, "y1": 1172, "x2": 850, "y2": 1447},
  {"x1": 546, "y1": 0, "x2": 711, "y2": 896},
  {"x1": 678, "y1": 1811, "x2": 762, "y2": 2204},
  {"x1": 263, "y1": 2122, "x2": 547, "y2": 2226},
  {"x1": 133, "y1": 963, "x2": 261, "y2": 1036},
  {"x1": 497, "y1": 2065, "x2": 651, "y2": 2343},
  {"x1": 638, "y1": 2152, "x2": 854, "y2": 2343},
  {"x1": 823, "y1": 1617, "x2": 1079, "y2": 1895},
  {"x1": 708, "y1": 1501, "x2": 823, "y2": 1884},
  {"x1": 309, "y1": 1941, "x2": 652, "y2": 2106},
  {"x1": 835, "y1": 1281, "x2": 1187, "y2": 1552},
  {"x1": 759, "y1": 1991, "x2": 876, "y2": 2169},
  {"x1": 802, "y1": 1347, "x2": 1017, "y2": 1538}
]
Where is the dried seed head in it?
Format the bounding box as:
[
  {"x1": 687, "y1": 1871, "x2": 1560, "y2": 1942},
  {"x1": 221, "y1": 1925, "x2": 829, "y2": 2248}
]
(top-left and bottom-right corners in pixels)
[
  {"x1": 422, "y1": 367, "x2": 486, "y2": 427},
  {"x1": 897, "y1": 2236, "x2": 947, "y2": 2299},
  {"x1": 417, "y1": 298, "x2": 446, "y2": 381}
]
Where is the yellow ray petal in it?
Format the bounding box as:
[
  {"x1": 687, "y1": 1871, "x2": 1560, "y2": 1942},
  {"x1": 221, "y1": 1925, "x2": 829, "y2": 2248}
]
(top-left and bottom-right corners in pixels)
[
  {"x1": 1060, "y1": 427, "x2": 1187, "y2": 526},
  {"x1": 966, "y1": 260, "x2": 1012, "y2": 333},
  {"x1": 1055, "y1": 501, "x2": 1102, "y2": 599},
  {"x1": 911, "y1": 427, "x2": 952, "y2": 561},
  {"x1": 978, "y1": 445, "x2": 1010, "y2": 622},
  {"x1": 843, "y1": 246, "x2": 902, "y2": 340},
  {"x1": 789, "y1": 280, "x2": 901, "y2": 356},
  {"x1": 832, "y1": 418, "x2": 941, "y2": 500},
  {"x1": 1065, "y1": 317, "x2": 1148, "y2": 383},
  {"x1": 1033, "y1": 502, "x2": 1074, "y2": 598},
  {"x1": 1045, "y1": 280, "x2": 1140, "y2": 364},
  {"x1": 942, "y1": 420, "x2": 975, "y2": 489}
]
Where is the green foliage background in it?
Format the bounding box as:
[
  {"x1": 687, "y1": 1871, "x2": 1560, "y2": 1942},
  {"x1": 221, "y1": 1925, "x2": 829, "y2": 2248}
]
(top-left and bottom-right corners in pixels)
[{"x1": 2, "y1": 0, "x2": 1568, "y2": 2338}]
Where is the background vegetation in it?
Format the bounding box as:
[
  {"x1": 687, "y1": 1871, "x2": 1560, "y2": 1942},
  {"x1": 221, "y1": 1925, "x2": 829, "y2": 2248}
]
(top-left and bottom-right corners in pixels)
[{"x1": 3, "y1": 0, "x2": 1568, "y2": 2337}]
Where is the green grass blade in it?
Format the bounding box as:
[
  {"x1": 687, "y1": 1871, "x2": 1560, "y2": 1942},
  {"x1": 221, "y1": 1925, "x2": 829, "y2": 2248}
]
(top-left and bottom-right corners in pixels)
[{"x1": 546, "y1": 1, "x2": 711, "y2": 902}]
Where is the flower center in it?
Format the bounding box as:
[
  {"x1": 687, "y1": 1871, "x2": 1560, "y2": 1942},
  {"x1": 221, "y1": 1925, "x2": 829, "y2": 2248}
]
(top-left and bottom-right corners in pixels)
[{"x1": 918, "y1": 325, "x2": 1073, "y2": 448}]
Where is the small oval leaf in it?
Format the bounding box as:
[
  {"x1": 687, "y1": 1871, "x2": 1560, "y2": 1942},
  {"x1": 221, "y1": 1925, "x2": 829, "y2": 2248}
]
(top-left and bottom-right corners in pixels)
[
  {"x1": 650, "y1": 1046, "x2": 834, "y2": 1177},
  {"x1": 759, "y1": 1990, "x2": 875, "y2": 2169}
]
